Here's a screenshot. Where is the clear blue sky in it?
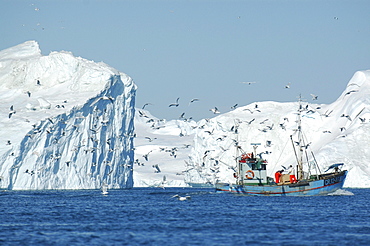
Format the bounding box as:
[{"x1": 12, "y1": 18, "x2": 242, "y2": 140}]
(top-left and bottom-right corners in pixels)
[{"x1": 1, "y1": 0, "x2": 370, "y2": 120}]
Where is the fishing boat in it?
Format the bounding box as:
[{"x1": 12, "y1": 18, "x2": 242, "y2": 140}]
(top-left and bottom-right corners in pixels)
[{"x1": 215, "y1": 99, "x2": 347, "y2": 196}]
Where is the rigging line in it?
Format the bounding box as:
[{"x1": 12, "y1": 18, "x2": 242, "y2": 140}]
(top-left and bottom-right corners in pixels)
[
  {"x1": 304, "y1": 146, "x2": 311, "y2": 177},
  {"x1": 301, "y1": 131, "x2": 321, "y2": 176},
  {"x1": 311, "y1": 151, "x2": 322, "y2": 177},
  {"x1": 290, "y1": 135, "x2": 300, "y2": 168},
  {"x1": 274, "y1": 136, "x2": 291, "y2": 171}
]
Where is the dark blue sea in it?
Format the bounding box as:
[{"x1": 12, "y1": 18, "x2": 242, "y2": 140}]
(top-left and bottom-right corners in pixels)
[{"x1": 0, "y1": 188, "x2": 369, "y2": 245}]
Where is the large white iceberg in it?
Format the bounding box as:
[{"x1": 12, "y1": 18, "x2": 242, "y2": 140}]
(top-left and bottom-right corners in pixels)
[
  {"x1": 133, "y1": 70, "x2": 370, "y2": 188},
  {"x1": 0, "y1": 41, "x2": 136, "y2": 190}
]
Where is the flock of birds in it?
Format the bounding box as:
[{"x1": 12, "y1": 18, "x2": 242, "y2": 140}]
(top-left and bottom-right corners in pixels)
[
  {"x1": 133, "y1": 81, "x2": 369, "y2": 187},
  {"x1": 3, "y1": 78, "x2": 136, "y2": 187},
  {"x1": 2, "y1": 71, "x2": 369, "y2": 190},
  {"x1": 141, "y1": 81, "x2": 323, "y2": 122}
]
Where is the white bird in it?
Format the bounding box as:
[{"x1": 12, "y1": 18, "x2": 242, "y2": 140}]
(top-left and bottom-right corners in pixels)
[
  {"x1": 91, "y1": 96, "x2": 114, "y2": 106},
  {"x1": 285, "y1": 83, "x2": 291, "y2": 89},
  {"x1": 158, "y1": 175, "x2": 166, "y2": 189},
  {"x1": 142, "y1": 103, "x2": 152, "y2": 109},
  {"x1": 189, "y1": 98, "x2": 199, "y2": 104},
  {"x1": 169, "y1": 97, "x2": 180, "y2": 107},
  {"x1": 340, "y1": 114, "x2": 352, "y2": 121},
  {"x1": 310, "y1": 94, "x2": 318, "y2": 100},
  {"x1": 240, "y1": 81, "x2": 256, "y2": 85},
  {"x1": 142, "y1": 150, "x2": 153, "y2": 161},
  {"x1": 145, "y1": 137, "x2": 157, "y2": 142},
  {"x1": 9, "y1": 106, "x2": 16, "y2": 118},
  {"x1": 172, "y1": 194, "x2": 191, "y2": 201},
  {"x1": 152, "y1": 164, "x2": 161, "y2": 173},
  {"x1": 101, "y1": 183, "x2": 108, "y2": 195},
  {"x1": 210, "y1": 107, "x2": 220, "y2": 114}
]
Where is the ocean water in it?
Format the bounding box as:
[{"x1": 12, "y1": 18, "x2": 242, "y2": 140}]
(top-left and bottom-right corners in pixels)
[{"x1": 0, "y1": 188, "x2": 369, "y2": 245}]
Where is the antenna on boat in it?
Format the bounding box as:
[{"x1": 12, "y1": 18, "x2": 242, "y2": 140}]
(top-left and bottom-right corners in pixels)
[{"x1": 250, "y1": 143, "x2": 261, "y2": 157}]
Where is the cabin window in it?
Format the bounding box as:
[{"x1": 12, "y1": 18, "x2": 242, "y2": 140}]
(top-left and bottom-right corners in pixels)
[{"x1": 252, "y1": 163, "x2": 266, "y2": 170}]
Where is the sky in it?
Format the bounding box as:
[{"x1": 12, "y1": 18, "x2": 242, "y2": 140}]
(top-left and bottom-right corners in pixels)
[{"x1": 1, "y1": 0, "x2": 370, "y2": 120}]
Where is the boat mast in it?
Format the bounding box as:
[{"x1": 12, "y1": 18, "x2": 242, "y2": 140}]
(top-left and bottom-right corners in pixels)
[
  {"x1": 234, "y1": 119, "x2": 241, "y2": 185},
  {"x1": 296, "y1": 96, "x2": 304, "y2": 179}
]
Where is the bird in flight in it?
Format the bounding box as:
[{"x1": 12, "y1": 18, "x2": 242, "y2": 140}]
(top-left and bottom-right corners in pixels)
[
  {"x1": 142, "y1": 103, "x2": 152, "y2": 109},
  {"x1": 169, "y1": 97, "x2": 180, "y2": 107},
  {"x1": 210, "y1": 107, "x2": 220, "y2": 114},
  {"x1": 189, "y1": 98, "x2": 199, "y2": 105},
  {"x1": 240, "y1": 81, "x2": 256, "y2": 85},
  {"x1": 310, "y1": 94, "x2": 318, "y2": 100}
]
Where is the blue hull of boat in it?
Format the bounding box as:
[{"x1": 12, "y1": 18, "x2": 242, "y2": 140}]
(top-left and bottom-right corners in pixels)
[{"x1": 216, "y1": 171, "x2": 347, "y2": 196}]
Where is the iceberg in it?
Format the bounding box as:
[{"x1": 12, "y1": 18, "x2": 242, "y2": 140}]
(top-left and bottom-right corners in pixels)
[
  {"x1": 185, "y1": 70, "x2": 370, "y2": 188},
  {"x1": 0, "y1": 41, "x2": 136, "y2": 190},
  {"x1": 133, "y1": 70, "x2": 370, "y2": 189},
  {"x1": 1, "y1": 41, "x2": 369, "y2": 190}
]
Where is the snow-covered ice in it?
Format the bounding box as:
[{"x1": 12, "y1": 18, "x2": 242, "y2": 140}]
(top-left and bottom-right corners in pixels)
[
  {"x1": 0, "y1": 41, "x2": 136, "y2": 189},
  {"x1": 1, "y1": 41, "x2": 369, "y2": 189},
  {"x1": 135, "y1": 71, "x2": 370, "y2": 188}
]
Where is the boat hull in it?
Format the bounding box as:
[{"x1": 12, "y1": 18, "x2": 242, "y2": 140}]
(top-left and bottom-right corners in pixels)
[{"x1": 216, "y1": 171, "x2": 347, "y2": 196}]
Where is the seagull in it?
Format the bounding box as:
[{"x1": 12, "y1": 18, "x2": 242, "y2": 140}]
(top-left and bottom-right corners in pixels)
[
  {"x1": 310, "y1": 94, "x2": 318, "y2": 100},
  {"x1": 204, "y1": 129, "x2": 214, "y2": 135},
  {"x1": 345, "y1": 90, "x2": 358, "y2": 96},
  {"x1": 143, "y1": 150, "x2": 153, "y2": 161},
  {"x1": 138, "y1": 110, "x2": 149, "y2": 118},
  {"x1": 244, "y1": 108, "x2": 253, "y2": 114},
  {"x1": 340, "y1": 114, "x2": 352, "y2": 121},
  {"x1": 152, "y1": 164, "x2": 161, "y2": 173},
  {"x1": 246, "y1": 118, "x2": 255, "y2": 125},
  {"x1": 145, "y1": 137, "x2": 157, "y2": 142},
  {"x1": 91, "y1": 96, "x2": 114, "y2": 106},
  {"x1": 9, "y1": 106, "x2": 16, "y2": 118},
  {"x1": 142, "y1": 103, "x2": 152, "y2": 109},
  {"x1": 101, "y1": 183, "x2": 108, "y2": 195},
  {"x1": 189, "y1": 98, "x2": 199, "y2": 104},
  {"x1": 101, "y1": 96, "x2": 114, "y2": 101},
  {"x1": 172, "y1": 194, "x2": 191, "y2": 201},
  {"x1": 210, "y1": 107, "x2": 220, "y2": 114},
  {"x1": 240, "y1": 81, "x2": 256, "y2": 85},
  {"x1": 169, "y1": 97, "x2": 180, "y2": 107},
  {"x1": 158, "y1": 175, "x2": 166, "y2": 189},
  {"x1": 321, "y1": 110, "x2": 333, "y2": 117}
]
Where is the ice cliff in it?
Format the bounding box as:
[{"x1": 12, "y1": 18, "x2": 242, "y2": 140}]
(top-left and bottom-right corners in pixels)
[{"x1": 0, "y1": 41, "x2": 136, "y2": 190}]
